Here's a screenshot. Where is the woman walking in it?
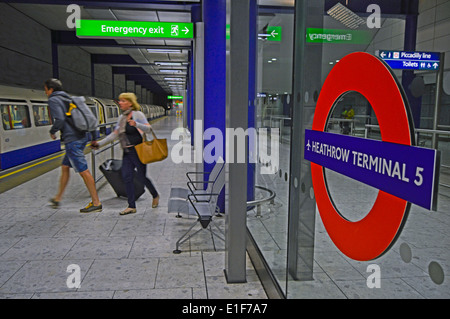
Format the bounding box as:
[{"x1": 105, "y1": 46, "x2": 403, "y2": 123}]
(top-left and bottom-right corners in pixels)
[{"x1": 92, "y1": 92, "x2": 159, "y2": 215}]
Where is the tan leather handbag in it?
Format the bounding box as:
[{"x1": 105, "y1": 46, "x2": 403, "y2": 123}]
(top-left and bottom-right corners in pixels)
[{"x1": 135, "y1": 129, "x2": 168, "y2": 164}]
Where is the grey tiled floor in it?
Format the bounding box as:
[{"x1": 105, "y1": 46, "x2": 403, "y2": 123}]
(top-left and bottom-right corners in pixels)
[
  {"x1": 249, "y1": 164, "x2": 450, "y2": 299},
  {"x1": 0, "y1": 116, "x2": 266, "y2": 299}
]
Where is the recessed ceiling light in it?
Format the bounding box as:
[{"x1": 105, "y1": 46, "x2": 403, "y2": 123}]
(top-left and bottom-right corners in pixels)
[
  {"x1": 327, "y1": 2, "x2": 365, "y2": 29},
  {"x1": 155, "y1": 61, "x2": 183, "y2": 66},
  {"x1": 164, "y1": 77, "x2": 185, "y2": 81},
  {"x1": 147, "y1": 49, "x2": 182, "y2": 53},
  {"x1": 159, "y1": 69, "x2": 184, "y2": 73}
]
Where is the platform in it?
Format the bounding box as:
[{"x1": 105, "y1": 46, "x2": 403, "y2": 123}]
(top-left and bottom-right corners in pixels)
[
  {"x1": 0, "y1": 115, "x2": 266, "y2": 299},
  {"x1": 1, "y1": 114, "x2": 449, "y2": 299}
]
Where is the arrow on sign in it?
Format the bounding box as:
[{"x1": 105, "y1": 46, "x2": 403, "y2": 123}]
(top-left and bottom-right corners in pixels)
[
  {"x1": 271, "y1": 30, "x2": 278, "y2": 38},
  {"x1": 183, "y1": 27, "x2": 190, "y2": 35}
]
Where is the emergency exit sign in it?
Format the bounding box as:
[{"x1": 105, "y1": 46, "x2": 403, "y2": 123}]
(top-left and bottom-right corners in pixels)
[{"x1": 76, "y1": 20, "x2": 194, "y2": 39}]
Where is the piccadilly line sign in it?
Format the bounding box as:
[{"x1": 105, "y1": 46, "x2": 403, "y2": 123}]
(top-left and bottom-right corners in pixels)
[
  {"x1": 376, "y1": 50, "x2": 440, "y2": 71},
  {"x1": 76, "y1": 19, "x2": 194, "y2": 39}
]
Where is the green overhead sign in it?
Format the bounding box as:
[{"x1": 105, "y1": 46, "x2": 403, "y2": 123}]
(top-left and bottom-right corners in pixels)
[
  {"x1": 226, "y1": 24, "x2": 282, "y2": 41},
  {"x1": 306, "y1": 28, "x2": 371, "y2": 44},
  {"x1": 266, "y1": 26, "x2": 282, "y2": 41},
  {"x1": 168, "y1": 96, "x2": 183, "y2": 99},
  {"x1": 76, "y1": 20, "x2": 194, "y2": 39}
]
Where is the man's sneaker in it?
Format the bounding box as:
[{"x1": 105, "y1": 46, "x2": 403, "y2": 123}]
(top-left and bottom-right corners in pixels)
[
  {"x1": 49, "y1": 198, "x2": 60, "y2": 209},
  {"x1": 80, "y1": 202, "x2": 102, "y2": 213}
]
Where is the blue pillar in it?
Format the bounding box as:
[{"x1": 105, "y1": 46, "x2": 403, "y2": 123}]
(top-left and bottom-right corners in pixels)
[
  {"x1": 203, "y1": 0, "x2": 226, "y2": 212},
  {"x1": 188, "y1": 48, "x2": 194, "y2": 140},
  {"x1": 247, "y1": 0, "x2": 257, "y2": 204},
  {"x1": 190, "y1": 5, "x2": 201, "y2": 145}
]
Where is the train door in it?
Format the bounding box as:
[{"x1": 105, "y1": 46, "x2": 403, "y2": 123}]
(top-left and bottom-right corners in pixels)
[
  {"x1": 93, "y1": 99, "x2": 106, "y2": 136},
  {"x1": 95, "y1": 100, "x2": 105, "y2": 125}
]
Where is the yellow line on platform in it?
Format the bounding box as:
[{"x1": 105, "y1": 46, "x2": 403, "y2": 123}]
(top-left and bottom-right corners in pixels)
[{"x1": 0, "y1": 153, "x2": 64, "y2": 179}]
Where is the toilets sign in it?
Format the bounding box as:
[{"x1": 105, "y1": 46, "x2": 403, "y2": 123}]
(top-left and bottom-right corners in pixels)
[
  {"x1": 307, "y1": 52, "x2": 440, "y2": 261},
  {"x1": 377, "y1": 50, "x2": 440, "y2": 70}
]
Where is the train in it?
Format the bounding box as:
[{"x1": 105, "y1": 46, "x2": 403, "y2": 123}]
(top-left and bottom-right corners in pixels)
[{"x1": 0, "y1": 85, "x2": 166, "y2": 170}]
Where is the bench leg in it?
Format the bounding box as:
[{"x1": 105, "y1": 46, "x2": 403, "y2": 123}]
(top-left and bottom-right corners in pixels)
[{"x1": 173, "y1": 219, "x2": 203, "y2": 254}]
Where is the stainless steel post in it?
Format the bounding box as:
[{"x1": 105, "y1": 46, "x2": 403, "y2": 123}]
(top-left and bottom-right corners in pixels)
[
  {"x1": 225, "y1": 0, "x2": 250, "y2": 283},
  {"x1": 432, "y1": 52, "x2": 444, "y2": 149}
]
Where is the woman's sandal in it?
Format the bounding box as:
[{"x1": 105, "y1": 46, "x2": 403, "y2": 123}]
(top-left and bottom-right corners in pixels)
[
  {"x1": 49, "y1": 198, "x2": 60, "y2": 209},
  {"x1": 152, "y1": 195, "x2": 160, "y2": 208},
  {"x1": 119, "y1": 208, "x2": 137, "y2": 215}
]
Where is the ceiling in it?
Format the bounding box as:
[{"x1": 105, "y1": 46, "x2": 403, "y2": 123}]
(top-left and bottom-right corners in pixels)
[
  {"x1": 4, "y1": 0, "x2": 410, "y2": 97},
  {"x1": 8, "y1": 1, "x2": 198, "y2": 96},
  {"x1": 6, "y1": 0, "x2": 294, "y2": 97}
]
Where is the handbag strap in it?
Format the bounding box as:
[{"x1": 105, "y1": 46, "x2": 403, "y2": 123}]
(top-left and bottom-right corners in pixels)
[
  {"x1": 142, "y1": 127, "x2": 157, "y2": 142},
  {"x1": 150, "y1": 127, "x2": 158, "y2": 140}
]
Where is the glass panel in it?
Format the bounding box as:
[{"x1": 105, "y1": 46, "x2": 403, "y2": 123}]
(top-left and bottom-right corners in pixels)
[
  {"x1": 247, "y1": 2, "x2": 295, "y2": 296},
  {"x1": 107, "y1": 106, "x2": 113, "y2": 119},
  {"x1": 1, "y1": 104, "x2": 31, "y2": 130},
  {"x1": 89, "y1": 106, "x2": 97, "y2": 118},
  {"x1": 284, "y1": 0, "x2": 450, "y2": 299},
  {"x1": 32, "y1": 104, "x2": 53, "y2": 126},
  {"x1": 324, "y1": 92, "x2": 379, "y2": 222}
]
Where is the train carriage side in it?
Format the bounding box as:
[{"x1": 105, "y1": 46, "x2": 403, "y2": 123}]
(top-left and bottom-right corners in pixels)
[
  {"x1": 0, "y1": 85, "x2": 61, "y2": 170},
  {"x1": 91, "y1": 97, "x2": 119, "y2": 136},
  {"x1": 140, "y1": 104, "x2": 150, "y2": 121}
]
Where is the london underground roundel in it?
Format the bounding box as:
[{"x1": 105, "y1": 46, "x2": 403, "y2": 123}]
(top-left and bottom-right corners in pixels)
[{"x1": 310, "y1": 52, "x2": 415, "y2": 261}]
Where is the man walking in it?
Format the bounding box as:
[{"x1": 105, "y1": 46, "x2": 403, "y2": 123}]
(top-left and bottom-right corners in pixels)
[{"x1": 45, "y1": 78, "x2": 102, "y2": 213}]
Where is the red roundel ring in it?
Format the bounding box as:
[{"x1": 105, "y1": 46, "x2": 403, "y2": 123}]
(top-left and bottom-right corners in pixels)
[{"x1": 311, "y1": 52, "x2": 414, "y2": 261}]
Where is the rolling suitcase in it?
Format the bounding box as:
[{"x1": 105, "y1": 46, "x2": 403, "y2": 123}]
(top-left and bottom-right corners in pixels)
[{"x1": 99, "y1": 159, "x2": 145, "y2": 200}]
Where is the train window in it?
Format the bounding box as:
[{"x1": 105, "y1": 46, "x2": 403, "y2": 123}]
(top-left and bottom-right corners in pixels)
[
  {"x1": 89, "y1": 106, "x2": 97, "y2": 118},
  {"x1": 32, "y1": 104, "x2": 53, "y2": 127},
  {"x1": 113, "y1": 107, "x2": 118, "y2": 118},
  {"x1": 1, "y1": 104, "x2": 31, "y2": 130},
  {"x1": 107, "y1": 107, "x2": 113, "y2": 119}
]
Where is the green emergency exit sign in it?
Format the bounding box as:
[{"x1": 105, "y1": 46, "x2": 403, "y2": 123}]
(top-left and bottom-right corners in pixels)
[
  {"x1": 306, "y1": 28, "x2": 370, "y2": 44},
  {"x1": 168, "y1": 96, "x2": 183, "y2": 99},
  {"x1": 226, "y1": 24, "x2": 282, "y2": 41},
  {"x1": 266, "y1": 26, "x2": 282, "y2": 41},
  {"x1": 76, "y1": 20, "x2": 194, "y2": 39}
]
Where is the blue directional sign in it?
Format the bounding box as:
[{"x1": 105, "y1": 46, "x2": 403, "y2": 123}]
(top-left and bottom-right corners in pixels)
[
  {"x1": 304, "y1": 129, "x2": 440, "y2": 211},
  {"x1": 377, "y1": 50, "x2": 440, "y2": 71}
]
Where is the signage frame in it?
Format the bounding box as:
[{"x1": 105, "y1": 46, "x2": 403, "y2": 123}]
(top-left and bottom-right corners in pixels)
[
  {"x1": 376, "y1": 50, "x2": 441, "y2": 71},
  {"x1": 308, "y1": 52, "x2": 440, "y2": 261},
  {"x1": 76, "y1": 19, "x2": 194, "y2": 39}
]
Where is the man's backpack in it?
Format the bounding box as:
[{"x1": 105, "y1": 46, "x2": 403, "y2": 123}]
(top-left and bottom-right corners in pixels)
[{"x1": 65, "y1": 96, "x2": 98, "y2": 133}]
